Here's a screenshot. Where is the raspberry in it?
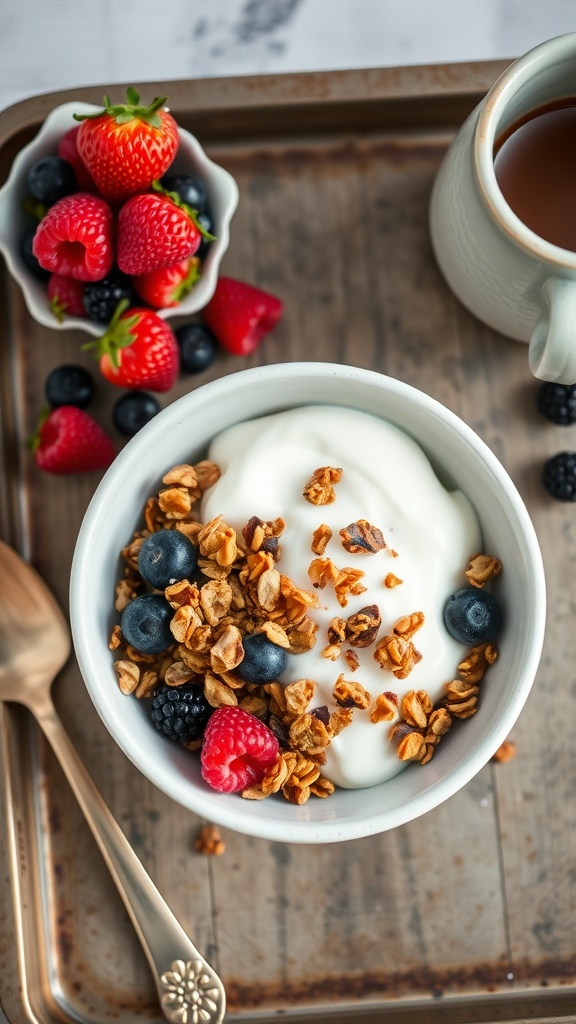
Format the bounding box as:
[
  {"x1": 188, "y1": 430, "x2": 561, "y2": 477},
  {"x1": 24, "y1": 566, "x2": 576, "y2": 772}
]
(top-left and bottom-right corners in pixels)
[
  {"x1": 200, "y1": 706, "x2": 279, "y2": 793},
  {"x1": 32, "y1": 192, "x2": 114, "y2": 281}
]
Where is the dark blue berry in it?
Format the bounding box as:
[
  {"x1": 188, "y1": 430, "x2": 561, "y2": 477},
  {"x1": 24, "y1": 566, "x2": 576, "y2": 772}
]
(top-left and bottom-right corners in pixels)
[
  {"x1": 444, "y1": 588, "x2": 502, "y2": 645},
  {"x1": 121, "y1": 593, "x2": 173, "y2": 654},
  {"x1": 150, "y1": 682, "x2": 213, "y2": 743},
  {"x1": 113, "y1": 391, "x2": 161, "y2": 436},
  {"x1": 542, "y1": 450, "x2": 576, "y2": 501},
  {"x1": 161, "y1": 174, "x2": 208, "y2": 212},
  {"x1": 44, "y1": 364, "x2": 95, "y2": 409},
  {"x1": 537, "y1": 383, "x2": 576, "y2": 426},
  {"x1": 138, "y1": 531, "x2": 198, "y2": 590},
  {"x1": 236, "y1": 632, "x2": 288, "y2": 683},
  {"x1": 27, "y1": 156, "x2": 76, "y2": 205},
  {"x1": 83, "y1": 271, "x2": 137, "y2": 323},
  {"x1": 21, "y1": 228, "x2": 50, "y2": 279},
  {"x1": 175, "y1": 323, "x2": 218, "y2": 373}
]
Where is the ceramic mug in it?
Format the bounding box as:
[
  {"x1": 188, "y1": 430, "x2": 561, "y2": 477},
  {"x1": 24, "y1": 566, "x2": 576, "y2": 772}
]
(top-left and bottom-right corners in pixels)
[{"x1": 430, "y1": 33, "x2": 576, "y2": 384}]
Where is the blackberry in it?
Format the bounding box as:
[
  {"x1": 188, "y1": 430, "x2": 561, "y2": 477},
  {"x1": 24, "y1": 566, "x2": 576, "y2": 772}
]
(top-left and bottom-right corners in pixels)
[
  {"x1": 151, "y1": 683, "x2": 213, "y2": 743},
  {"x1": 542, "y1": 450, "x2": 576, "y2": 501},
  {"x1": 83, "y1": 271, "x2": 137, "y2": 323},
  {"x1": 537, "y1": 382, "x2": 576, "y2": 425}
]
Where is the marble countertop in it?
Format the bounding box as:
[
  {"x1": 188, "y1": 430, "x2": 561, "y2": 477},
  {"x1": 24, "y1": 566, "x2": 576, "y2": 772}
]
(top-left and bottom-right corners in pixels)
[{"x1": 1, "y1": 0, "x2": 575, "y2": 113}]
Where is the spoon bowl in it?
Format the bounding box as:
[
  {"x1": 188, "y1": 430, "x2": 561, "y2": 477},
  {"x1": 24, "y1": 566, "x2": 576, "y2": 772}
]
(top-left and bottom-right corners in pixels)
[{"x1": 0, "y1": 538, "x2": 225, "y2": 1024}]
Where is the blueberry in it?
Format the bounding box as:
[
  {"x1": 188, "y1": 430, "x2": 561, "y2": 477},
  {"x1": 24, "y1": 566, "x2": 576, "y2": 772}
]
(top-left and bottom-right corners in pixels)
[
  {"x1": 83, "y1": 271, "x2": 137, "y2": 323},
  {"x1": 21, "y1": 228, "x2": 50, "y2": 279},
  {"x1": 236, "y1": 632, "x2": 288, "y2": 683},
  {"x1": 161, "y1": 174, "x2": 208, "y2": 212},
  {"x1": 121, "y1": 593, "x2": 173, "y2": 654},
  {"x1": 113, "y1": 391, "x2": 161, "y2": 436},
  {"x1": 44, "y1": 364, "x2": 95, "y2": 409},
  {"x1": 138, "y1": 530, "x2": 198, "y2": 590},
  {"x1": 444, "y1": 588, "x2": 502, "y2": 645},
  {"x1": 174, "y1": 323, "x2": 217, "y2": 373},
  {"x1": 27, "y1": 156, "x2": 76, "y2": 205}
]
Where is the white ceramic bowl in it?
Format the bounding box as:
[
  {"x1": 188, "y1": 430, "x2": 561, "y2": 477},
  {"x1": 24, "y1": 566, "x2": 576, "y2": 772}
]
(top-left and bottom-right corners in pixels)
[
  {"x1": 0, "y1": 101, "x2": 238, "y2": 337},
  {"x1": 70, "y1": 363, "x2": 546, "y2": 843}
]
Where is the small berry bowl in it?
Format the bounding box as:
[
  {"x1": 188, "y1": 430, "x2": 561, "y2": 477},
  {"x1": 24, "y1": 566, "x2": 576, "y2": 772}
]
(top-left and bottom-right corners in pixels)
[
  {"x1": 0, "y1": 101, "x2": 238, "y2": 337},
  {"x1": 70, "y1": 363, "x2": 546, "y2": 843}
]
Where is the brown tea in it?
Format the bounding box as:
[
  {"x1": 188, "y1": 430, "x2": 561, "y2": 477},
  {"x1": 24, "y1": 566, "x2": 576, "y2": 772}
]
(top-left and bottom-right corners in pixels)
[{"x1": 493, "y1": 99, "x2": 576, "y2": 251}]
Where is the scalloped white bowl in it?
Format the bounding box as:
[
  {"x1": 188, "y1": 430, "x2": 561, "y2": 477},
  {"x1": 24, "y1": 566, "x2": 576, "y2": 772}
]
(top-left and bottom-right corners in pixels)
[
  {"x1": 0, "y1": 101, "x2": 238, "y2": 336},
  {"x1": 70, "y1": 363, "x2": 546, "y2": 843}
]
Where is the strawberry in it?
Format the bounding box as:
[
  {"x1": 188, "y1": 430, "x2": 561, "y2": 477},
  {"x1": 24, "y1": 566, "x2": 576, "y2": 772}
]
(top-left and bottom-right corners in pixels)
[
  {"x1": 117, "y1": 191, "x2": 202, "y2": 275},
  {"x1": 47, "y1": 273, "x2": 86, "y2": 320},
  {"x1": 74, "y1": 88, "x2": 179, "y2": 202},
  {"x1": 57, "y1": 126, "x2": 96, "y2": 191},
  {"x1": 86, "y1": 302, "x2": 179, "y2": 392},
  {"x1": 33, "y1": 406, "x2": 115, "y2": 474},
  {"x1": 132, "y1": 257, "x2": 201, "y2": 308},
  {"x1": 32, "y1": 192, "x2": 114, "y2": 281},
  {"x1": 202, "y1": 277, "x2": 283, "y2": 356}
]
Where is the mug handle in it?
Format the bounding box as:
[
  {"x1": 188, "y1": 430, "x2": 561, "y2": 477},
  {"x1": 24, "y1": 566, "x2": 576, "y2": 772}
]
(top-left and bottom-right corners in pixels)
[{"x1": 529, "y1": 278, "x2": 576, "y2": 384}]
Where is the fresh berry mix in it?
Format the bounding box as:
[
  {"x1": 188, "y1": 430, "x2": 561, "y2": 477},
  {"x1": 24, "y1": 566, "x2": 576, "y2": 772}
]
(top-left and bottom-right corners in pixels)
[
  {"x1": 202, "y1": 276, "x2": 283, "y2": 355},
  {"x1": 174, "y1": 322, "x2": 218, "y2": 374},
  {"x1": 542, "y1": 450, "x2": 576, "y2": 501},
  {"x1": 151, "y1": 683, "x2": 213, "y2": 744},
  {"x1": 20, "y1": 89, "x2": 218, "y2": 334},
  {"x1": 200, "y1": 707, "x2": 280, "y2": 793},
  {"x1": 121, "y1": 593, "x2": 174, "y2": 654},
  {"x1": 112, "y1": 391, "x2": 160, "y2": 436},
  {"x1": 537, "y1": 382, "x2": 576, "y2": 425},
  {"x1": 32, "y1": 405, "x2": 115, "y2": 474},
  {"x1": 443, "y1": 588, "x2": 502, "y2": 645},
  {"x1": 44, "y1": 364, "x2": 95, "y2": 409},
  {"x1": 138, "y1": 530, "x2": 198, "y2": 590}
]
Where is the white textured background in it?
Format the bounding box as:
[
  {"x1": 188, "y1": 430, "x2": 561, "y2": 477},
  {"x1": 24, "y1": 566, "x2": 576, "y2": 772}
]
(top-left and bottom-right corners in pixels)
[{"x1": 1, "y1": 0, "x2": 576, "y2": 112}]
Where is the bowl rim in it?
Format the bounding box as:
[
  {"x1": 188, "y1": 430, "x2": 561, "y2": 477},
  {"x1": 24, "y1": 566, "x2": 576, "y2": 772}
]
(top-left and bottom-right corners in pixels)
[
  {"x1": 0, "y1": 99, "x2": 239, "y2": 336},
  {"x1": 70, "y1": 361, "x2": 547, "y2": 843}
]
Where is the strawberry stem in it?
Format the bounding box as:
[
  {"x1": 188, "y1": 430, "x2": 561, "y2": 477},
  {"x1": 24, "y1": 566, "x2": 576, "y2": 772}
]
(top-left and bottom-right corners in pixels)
[
  {"x1": 151, "y1": 180, "x2": 216, "y2": 240},
  {"x1": 82, "y1": 299, "x2": 141, "y2": 368},
  {"x1": 74, "y1": 88, "x2": 169, "y2": 129}
]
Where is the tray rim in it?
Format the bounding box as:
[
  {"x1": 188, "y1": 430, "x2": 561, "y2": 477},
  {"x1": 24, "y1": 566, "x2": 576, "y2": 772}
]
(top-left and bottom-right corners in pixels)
[{"x1": 1, "y1": 59, "x2": 575, "y2": 1024}]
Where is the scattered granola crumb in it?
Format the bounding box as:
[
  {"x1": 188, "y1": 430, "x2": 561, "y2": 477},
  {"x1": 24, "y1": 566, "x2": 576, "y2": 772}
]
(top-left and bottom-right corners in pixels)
[
  {"x1": 384, "y1": 572, "x2": 403, "y2": 588},
  {"x1": 303, "y1": 466, "x2": 342, "y2": 505},
  {"x1": 339, "y1": 519, "x2": 386, "y2": 554},
  {"x1": 491, "y1": 739, "x2": 517, "y2": 764},
  {"x1": 195, "y1": 824, "x2": 225, "y2": 856},
  {"x1": 311, "y1": 523, "x2": 332, "y2": 555},
  {"x1": 465, "y1": 553, "x2": 502, "y2": 589}
]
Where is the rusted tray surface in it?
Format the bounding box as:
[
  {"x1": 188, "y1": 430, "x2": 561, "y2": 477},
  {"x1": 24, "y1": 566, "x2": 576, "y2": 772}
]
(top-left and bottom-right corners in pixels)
[{"x1": 1, "y1": 63, "x2": 575, "y2": 1024}]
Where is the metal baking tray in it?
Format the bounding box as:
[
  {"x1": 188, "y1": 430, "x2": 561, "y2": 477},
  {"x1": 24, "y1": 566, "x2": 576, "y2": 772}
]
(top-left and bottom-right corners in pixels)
[{"x1": 1, "y1": 62, "x2": 575, "y2": 1024}]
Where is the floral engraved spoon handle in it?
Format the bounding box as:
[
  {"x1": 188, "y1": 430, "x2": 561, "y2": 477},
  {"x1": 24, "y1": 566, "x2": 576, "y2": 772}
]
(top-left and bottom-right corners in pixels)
[{"x1": 35, "y1": 698, "x2": 226, "y2": 1024}]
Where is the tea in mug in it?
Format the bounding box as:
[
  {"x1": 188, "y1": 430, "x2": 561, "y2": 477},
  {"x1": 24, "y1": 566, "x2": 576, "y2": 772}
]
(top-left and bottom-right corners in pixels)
[{"x1": 494, "y1": 99, "x2": 576, "y2": 251}]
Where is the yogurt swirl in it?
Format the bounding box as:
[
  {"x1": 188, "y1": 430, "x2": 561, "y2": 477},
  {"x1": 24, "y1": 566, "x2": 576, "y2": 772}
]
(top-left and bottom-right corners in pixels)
[{"x1": 202, "y1": 405, "x2": 482, "y2": 788}]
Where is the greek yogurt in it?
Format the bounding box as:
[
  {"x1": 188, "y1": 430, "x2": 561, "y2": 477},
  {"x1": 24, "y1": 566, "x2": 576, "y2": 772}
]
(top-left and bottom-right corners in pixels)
[{"x1": 201, "y1": 405, "x2": 482, "y2": 788}]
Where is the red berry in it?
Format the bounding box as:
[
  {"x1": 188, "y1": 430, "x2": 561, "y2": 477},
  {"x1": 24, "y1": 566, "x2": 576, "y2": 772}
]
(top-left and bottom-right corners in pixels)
[
  {"x1": 57, "y1": 126, "x2": 96, "y2": 191},
  {"x1": 132, "y1": 257, "x2": 201, "y2": 308},
  {"x1": 75, "y1": 88, "x2": 179, "y2": 202},
  {"x1": 32, "y1": 193, "x2": 114, "y2": 281},
  {"x1": 200, "y1": 707, "x2": 279, "y2": 793},
  {"x1": 117, "y1": 192, "x2": 201, "y2": 275},
  {"x1": 202, "y1": 277, "x2": 283, "y2": 356},
  {"x1": 47, "y1": 273, "x2": 86, "y2": 320},
  {"x1": 89, "y1": 304, "x2": 179, "y2": 392},
  {"x1": 33, "y1": 406, "x2": 115, "y2": 474}
]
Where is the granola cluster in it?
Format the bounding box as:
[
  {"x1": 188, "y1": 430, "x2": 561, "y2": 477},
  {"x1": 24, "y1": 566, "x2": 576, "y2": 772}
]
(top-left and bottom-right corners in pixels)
[{"x1": 111, "y1": 457, "x2": 502, "y2": 801}]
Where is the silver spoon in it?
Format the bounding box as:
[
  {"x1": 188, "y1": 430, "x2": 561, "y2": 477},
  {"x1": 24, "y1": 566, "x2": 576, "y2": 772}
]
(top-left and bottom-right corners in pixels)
[{"x1": 0, "y1": 539, "x2": 225, "y2": 1024}]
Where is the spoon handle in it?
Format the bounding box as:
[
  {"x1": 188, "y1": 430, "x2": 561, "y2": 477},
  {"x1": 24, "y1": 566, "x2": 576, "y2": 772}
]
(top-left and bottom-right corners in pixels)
[{"x1": 34, "y1": 694, "x2": 226, "y2": 1024}]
